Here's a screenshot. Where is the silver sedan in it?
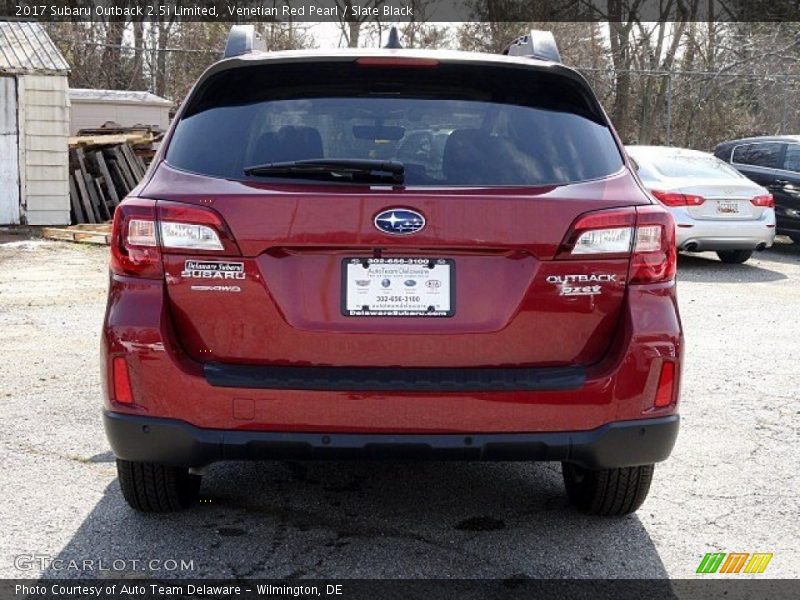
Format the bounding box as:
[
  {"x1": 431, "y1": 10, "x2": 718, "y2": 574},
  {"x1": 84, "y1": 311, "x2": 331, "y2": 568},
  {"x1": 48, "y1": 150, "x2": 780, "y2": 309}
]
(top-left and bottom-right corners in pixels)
[{"x1": 626, "y1": 145, "x2": 776, "y2": 263}]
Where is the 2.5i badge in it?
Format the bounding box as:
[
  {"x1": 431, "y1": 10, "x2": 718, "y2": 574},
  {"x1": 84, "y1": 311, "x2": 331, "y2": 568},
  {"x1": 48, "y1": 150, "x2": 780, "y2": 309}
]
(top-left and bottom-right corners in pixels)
[{"x1": 182, "y1": 260, "x2": 245, "y2": 280}]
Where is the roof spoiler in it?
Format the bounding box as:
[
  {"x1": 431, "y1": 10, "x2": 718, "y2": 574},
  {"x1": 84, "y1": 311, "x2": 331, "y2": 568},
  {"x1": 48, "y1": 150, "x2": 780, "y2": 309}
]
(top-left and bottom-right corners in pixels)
[
  {"x1": 502, "y1": 30, "x2": 561, "y2": 63},
  {"x1": 223, "y1": 25, "x2": 266, "y2": 58}
]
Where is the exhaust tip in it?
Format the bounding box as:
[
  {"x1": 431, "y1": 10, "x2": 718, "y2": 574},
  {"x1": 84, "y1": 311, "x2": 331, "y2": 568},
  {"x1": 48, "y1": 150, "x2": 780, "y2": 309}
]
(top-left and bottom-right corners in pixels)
[
  {"x1": 756, "y1": 243, "x2": 767, "y2": 251},
  {"x1": 683, "y1": 242, "x2": 698, "y2": 252}
]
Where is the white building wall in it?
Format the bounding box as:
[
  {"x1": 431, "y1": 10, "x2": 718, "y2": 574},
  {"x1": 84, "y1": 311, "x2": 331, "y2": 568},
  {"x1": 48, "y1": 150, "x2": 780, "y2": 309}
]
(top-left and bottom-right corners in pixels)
[
  {"x1": 69, "y1": 101, "x2": 170, "y2": 135},
  {"x1": 19, "y1": 74, "x2": 70, "y2": 225}
]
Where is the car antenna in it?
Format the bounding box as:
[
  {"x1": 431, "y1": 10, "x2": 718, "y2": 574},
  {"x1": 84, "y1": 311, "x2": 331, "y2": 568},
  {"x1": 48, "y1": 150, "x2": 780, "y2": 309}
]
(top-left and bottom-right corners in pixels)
[{"x1": 384, "y1": 27, "x2": 403, "y2": 49}]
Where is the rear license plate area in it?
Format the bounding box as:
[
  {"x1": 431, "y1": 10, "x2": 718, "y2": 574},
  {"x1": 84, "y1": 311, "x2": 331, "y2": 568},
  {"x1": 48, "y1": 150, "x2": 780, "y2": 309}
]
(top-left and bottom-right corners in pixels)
[
  {"x1": 342, "y1": 257, "x2": 454, "y2": 317},
  {"x1": 717, "y1": 200, "x2": 739, "y2": 214}
]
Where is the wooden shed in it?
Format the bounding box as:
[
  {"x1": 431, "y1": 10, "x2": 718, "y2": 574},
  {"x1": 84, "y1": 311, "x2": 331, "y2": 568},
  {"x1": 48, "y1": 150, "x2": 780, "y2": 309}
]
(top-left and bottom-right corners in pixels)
[
  {"x1": 0, "y1": 21, "x2": 70, "y2": 225},
  {"x1": 68, "y1": 89, "x2": 172, "y2": 135}
]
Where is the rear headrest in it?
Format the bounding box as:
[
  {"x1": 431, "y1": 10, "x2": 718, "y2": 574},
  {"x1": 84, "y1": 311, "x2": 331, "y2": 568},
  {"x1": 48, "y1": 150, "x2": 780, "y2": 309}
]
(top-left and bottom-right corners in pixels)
[
  {"x1": 254, "y1": 126, "x2": 324, "y2": 163},
  {"x1": 442, "y1": 129, "x2": 495, "y2": 183}
]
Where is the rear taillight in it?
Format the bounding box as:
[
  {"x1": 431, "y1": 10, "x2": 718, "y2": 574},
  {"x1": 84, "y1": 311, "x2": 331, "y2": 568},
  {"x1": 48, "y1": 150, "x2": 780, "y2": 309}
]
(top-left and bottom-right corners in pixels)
[
  {"x1": 651, "y1": 190, "x2": 705, "y2": 207},
  {"x1": 557, "y1": 209, "x2": 636, "y2": 259},
  {"x1": 750, "y1": 194, "x2": 774, "y2": 207},
  {"x1": 557, "y1": 205, "x2": 676, "y2": 284},
  {"x1": 629, "y1": 205, "x2": 676, "y2": 284},
  {"x1": 110, "y1": 199, "x2": 240, "y2": 278},
  {"x1": 158, "y1": 201, "x2": 240, "y2": 255},
  {"x1": 110, "y1": 199, "x2": 162, "y2": 278}
]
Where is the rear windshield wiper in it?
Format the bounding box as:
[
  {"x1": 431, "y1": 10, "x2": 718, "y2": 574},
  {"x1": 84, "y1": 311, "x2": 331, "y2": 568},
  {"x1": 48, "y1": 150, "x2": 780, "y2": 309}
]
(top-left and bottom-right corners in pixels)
[{"x1": 244, "y1": 159, "x2": 405, "y2": 185}]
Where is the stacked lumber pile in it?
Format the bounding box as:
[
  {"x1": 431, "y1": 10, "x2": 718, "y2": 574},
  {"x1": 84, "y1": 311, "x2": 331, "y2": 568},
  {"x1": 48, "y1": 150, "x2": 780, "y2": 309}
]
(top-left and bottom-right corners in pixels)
[
  {"x1": 67, "y1": 123, "x2": 163, "y2": 225},
  {"x1": 40, "y1": 224, "x2": 112, "y2": 245}
]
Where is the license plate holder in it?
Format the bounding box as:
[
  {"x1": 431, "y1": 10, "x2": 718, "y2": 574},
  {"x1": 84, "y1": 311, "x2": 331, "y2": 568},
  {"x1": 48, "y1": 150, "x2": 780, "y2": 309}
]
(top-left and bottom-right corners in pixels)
[
  {"x1": 717, "y1": 200, "x2": 739, "y2": 214},
  {"x1": 342, "y1": 257, "x2": 454, "y2": 317}
]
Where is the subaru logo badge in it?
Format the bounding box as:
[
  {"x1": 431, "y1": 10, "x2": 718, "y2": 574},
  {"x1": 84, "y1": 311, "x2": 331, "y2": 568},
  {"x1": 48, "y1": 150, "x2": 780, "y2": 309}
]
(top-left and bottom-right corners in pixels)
[{"x1": 374, "y1": 209, "x2": 426, "y2": 235}]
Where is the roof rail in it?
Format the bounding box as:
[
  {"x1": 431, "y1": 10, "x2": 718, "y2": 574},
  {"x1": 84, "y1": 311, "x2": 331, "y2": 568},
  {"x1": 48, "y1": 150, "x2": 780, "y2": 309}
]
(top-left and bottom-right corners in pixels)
[
  {"x1": 502, "y1": 30, "x2": 560, "y2": 63},
  {"x1": 223, "y1": 25, "x2": 266, "y2": 59}
]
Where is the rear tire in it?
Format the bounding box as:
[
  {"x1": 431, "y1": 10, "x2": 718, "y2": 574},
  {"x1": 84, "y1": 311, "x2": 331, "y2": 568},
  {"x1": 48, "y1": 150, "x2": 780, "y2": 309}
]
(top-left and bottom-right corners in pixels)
[
  {"x1": 562, "y1": 463, "x2": 654, "y2": 516},
  {"x1": 716, "y1": 249, "x2": 752, "y2": 264},
  {"x1": 117, "y1": 459, "x2": 201, "y2": 512}
]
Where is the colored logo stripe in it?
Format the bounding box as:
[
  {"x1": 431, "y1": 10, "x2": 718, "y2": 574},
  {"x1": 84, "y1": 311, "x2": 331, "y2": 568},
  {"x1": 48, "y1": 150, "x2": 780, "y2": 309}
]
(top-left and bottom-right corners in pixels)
[
  {"x1": 697, "y1": 552, "x2": 773, "y2": 574},
  {"x1": 697, "y1": 553, "x2": 726, "y2": 573},
  {"x1": 720, "y1": 553, "x2": 749, "y2": 573},
  {"x1": 744, "y1": 553, "x2": 773, "y2": 574}
]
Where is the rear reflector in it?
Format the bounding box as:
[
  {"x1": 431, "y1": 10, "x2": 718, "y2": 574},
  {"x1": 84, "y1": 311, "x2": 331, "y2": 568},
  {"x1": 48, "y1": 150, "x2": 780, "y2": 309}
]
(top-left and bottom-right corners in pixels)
[
  {"x1": 654, "y1": 361, "x2": 676, "y2": 408},
  {"x1": 651, "y1": 190, "x2": 705, "y2": 207},
  {"x1": 112, "y1": 357, "x2": 134, "y2": 404},
  {"x1": 750, "y1": 194, "x2": 774, "y2": 207}
]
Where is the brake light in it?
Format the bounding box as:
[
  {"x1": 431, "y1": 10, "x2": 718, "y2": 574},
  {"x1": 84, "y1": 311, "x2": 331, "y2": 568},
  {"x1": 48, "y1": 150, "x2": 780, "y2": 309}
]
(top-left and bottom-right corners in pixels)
[
  {"x1": 110, "y1": 199, "x2": 162, "y2": 278},
  {"x1": 110, "y1": 199, "x2": 240, "y2": 278},
  {"x1": 750, "y1": 194, "x2": 774, "y2": 207},
  {"x1": 112, "y1": 357, "x2": 134, "y2": 404},
  {"x1": 356, "y1": 57, "x2": 439, "y2": 68},
  {"x1": 557, "y1": 205, "x2": 676, "y2": 284},
  {"x1": 630, "y1": 206, "x2": 676, "y2": 284},
  {"x1": 654, "y1": 361, "x2": 676, "y2": 408},
  {"x1": 651, "y1": 190, "x2": 705, "y2": 207}
]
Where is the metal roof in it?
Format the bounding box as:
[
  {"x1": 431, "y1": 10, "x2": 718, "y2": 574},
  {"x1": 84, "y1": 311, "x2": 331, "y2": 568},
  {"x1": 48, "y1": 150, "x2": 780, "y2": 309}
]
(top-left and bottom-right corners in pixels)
[
  {"x1": 69, "y1": 88, "x2": 173, "y2": 107},
  {"x1": 0, "y1": 21, "x2": 70, "y2": 75}
]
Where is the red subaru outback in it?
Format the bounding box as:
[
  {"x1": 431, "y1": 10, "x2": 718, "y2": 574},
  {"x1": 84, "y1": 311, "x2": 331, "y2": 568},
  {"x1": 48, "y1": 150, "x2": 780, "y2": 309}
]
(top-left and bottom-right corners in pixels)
[{"x1": 102, "y1": 31, "x2": 681, "y2": 515}]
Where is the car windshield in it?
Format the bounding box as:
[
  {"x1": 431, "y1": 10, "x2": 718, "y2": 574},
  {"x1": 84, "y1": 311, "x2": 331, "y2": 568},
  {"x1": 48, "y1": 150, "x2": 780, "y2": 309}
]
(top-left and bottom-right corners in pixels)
[
  {"x1": 166, "y1": 61, "x2": 623, "y2": 187},
  {"x1": 647, "y1": 155, "x2": 743, "y2": 180}
]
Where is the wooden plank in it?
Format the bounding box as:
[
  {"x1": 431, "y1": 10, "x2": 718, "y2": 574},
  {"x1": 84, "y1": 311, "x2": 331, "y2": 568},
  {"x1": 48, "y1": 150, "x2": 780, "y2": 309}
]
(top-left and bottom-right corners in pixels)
[
  {"x1": 93, "y1": 177, "x2": 112, "y2": 221},
  {"x1": 73, "y1": 170, "x2": 96, "y2": 224},
  {"x1": 120, "y1": 143, "x2": 145, "y2": 180},
  {"x1": 93, "y1": 151, "x2": 120, "y2": 206},
  {"x1": 106, "y1": 158, "x2": 131, "y2": 195},
  {"x1": 41, "y1": 227, "x2": 110, "y2": 245},
  {"x1": 109, "y1": 147, "x2": 137, "y2": 190},
  {"x1": 69, "y1": 133, "x2": 152, "y2": 147},
  {"x1": 70, "y1": 224, "x2": 111, "y2": 232},
  {"x1": 68, "y1": 174, "x2": 85, "y2": 224},
  {"x1": 85, "y1": 173, "x2": 109, "y2": 222},
  {"x1": 75, "y1": 147, "x2": 108, "y2": 222}
]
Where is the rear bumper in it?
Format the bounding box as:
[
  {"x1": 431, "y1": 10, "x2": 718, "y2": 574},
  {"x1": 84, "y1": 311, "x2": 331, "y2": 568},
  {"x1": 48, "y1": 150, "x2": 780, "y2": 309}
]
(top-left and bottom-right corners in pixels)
[
  {"x1": 673, "y1": 209, "x2": 776, "y2": 251},
  {"x1": 103, "y1": 411, "x2": 679, "y2": 469},
  {"x1": 101, "y1": 274, "x2": 682, "y2": 433}
]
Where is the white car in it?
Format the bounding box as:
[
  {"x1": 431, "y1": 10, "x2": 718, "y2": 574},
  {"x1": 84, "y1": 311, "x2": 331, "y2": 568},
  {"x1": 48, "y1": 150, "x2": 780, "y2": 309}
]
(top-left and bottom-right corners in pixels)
[{"x1": 627, "y1": 146, "x2": 776, "y2": 264}]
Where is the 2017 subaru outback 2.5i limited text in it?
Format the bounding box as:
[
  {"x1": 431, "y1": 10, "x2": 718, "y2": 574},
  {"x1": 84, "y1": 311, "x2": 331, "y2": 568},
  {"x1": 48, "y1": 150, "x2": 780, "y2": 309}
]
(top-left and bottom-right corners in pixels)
[{"x1": 102, "y1": 30, "x2": 682, "y2": 515}]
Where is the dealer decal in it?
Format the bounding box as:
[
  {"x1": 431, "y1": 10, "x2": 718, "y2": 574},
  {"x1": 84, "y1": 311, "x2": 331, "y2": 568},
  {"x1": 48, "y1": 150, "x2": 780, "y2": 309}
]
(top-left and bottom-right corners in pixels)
[
  {"x1": 182, "y1": 260, "x2": 245, "y2": 280},
  {"x1": 190, "y1": 285, "x2": 241, "y2": 293},
  {"x1": 546, "y1": 274, "x2": 617, "y2": 297}
]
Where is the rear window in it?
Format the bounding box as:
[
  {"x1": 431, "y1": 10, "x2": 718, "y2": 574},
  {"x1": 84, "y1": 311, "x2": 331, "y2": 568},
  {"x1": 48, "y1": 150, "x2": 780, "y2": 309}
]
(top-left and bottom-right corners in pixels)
[
  {"x1": 166, "y1": 61, "x2": 623, "y2": 187},
  {"x1": 647, "y1": 155, "x2": 744, "y2": 180}
]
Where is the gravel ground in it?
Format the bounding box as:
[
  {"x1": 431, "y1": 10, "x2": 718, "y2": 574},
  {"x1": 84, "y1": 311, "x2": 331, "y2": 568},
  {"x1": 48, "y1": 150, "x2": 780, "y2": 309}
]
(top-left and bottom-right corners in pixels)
[{"x1": 0, "y1": 234, "x2": 797, "y2": 582}]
